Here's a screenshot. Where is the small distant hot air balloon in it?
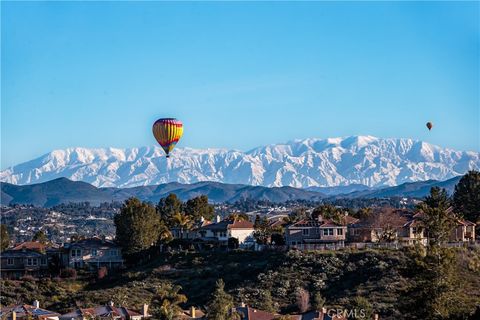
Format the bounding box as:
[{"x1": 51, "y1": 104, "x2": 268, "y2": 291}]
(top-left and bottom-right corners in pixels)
[
  {"x1": 152, "y1": 118, "x2": 183, "y2": 158},
  {"x1": 426, "y1": 122, "x2": 433, "y2": 131}
]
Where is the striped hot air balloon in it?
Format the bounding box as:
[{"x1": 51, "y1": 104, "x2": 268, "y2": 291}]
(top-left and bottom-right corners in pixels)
[{"x1": 152, "y1": 118, "x2": 184, "y2": 157}]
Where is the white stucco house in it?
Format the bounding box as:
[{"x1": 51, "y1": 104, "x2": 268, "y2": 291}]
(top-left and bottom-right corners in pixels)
[{"x1": 197, "y1": 217, "x2": 255, "y2": 247}]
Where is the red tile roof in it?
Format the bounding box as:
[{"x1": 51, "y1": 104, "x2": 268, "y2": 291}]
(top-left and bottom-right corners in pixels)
[{"x1": 12, "y1": 242, "x2": 46, "y2": 251}]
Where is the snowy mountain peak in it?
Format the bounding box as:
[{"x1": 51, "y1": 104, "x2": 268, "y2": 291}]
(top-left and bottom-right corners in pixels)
[{"x1": 1, "y1": 136, "x2": 478, "y2": 188}]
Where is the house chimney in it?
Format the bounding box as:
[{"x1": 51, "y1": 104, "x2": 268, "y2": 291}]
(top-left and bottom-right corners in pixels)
[
  {"x1": 240, "y1": 302, "x2": 245, "y2": 308},
  {"x1": 12, "y1": 311, "x2": 16, "y2": 320},
  {"x1": 142, "y1": 304, "x2": 149, "y2": 317},
  {"x1": 321, "y1": 307, "x2": 327, "y2": 314},
  {"x1": 374, "y1": 314, "x2": 379, "y2": 320},
  {"x1": 33, "y1": 300, "x2": 40, "y2": 309},
  {"x1": 215, "y1": 215, "x2": 221, "y2": 223},
  {"x1": 108, "y1": 301, "x2": 114, "y2": 307},
  {"x1": 200, "y1": 216, "x2": 205, "y2": 222},
  {"x1": 190, "y1": 306, "x2": 196, "y2": 318}
]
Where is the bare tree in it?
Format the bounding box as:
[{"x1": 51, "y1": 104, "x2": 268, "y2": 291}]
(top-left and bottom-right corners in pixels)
[
  {"x1": 295, "y1": 287, "x2": 310, "y2": 313},
  {"x1": 369, "y1": 208, "x2": 407, "y2": 243}
]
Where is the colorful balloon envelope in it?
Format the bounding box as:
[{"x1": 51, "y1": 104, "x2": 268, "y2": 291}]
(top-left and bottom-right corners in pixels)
[
  {"x1": 152, "y1": 118, "x2": 183, "y2": 157},
  {"x1": 426, "y1": 122, "x2": 433, "y2": 131}
]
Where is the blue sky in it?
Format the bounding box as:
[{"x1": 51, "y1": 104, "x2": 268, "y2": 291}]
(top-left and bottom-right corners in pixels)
[{"x1": 2, "y1": 1, "x2": 479, "y2": 169}]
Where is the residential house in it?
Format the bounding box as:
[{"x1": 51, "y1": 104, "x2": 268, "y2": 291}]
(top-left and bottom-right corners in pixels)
[
  {"x1": 349, "y1": 208, "x2": 476, "y2": 246},
  {"x1": 450, "y1": 219, "x2": 476, "y2": 242},
  {"x1": 0, "y1": 301, "x2": 60, "y2": 320},
  {"x1": 176, "y1": 306, "x2": 205, "y2": 319},
  {"x1": 62, "y1": 237, "x2": 124, "y2": 270},
  {"x1": 197, "y1": 217, "x2": 255, "y2": 246},
  {"x1": 285, "y1": 216, "x2": 358, "y2": 250},
  {"x1": 348, "y1": 209, "x2": 416, "y2": 244},
  {"x1": 59, "y1": 302, "x2": 149, "y2": 320},
  {"x1": 0, "y1": 242, "x2": 51, "y2": 279},
  {"x1": 171, "y1": 218, "x2": 212, "y2": 240},
  {"x1": 234, "y1": 305, "x2": 278, "y2": 320}
]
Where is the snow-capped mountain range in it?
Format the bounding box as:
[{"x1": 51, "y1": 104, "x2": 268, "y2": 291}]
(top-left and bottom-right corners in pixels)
[{"x1": 1, "y1": 136, "x2": 479, "y2": 188}]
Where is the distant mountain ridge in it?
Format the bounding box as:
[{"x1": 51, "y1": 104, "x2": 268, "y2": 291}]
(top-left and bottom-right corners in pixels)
[
  {"x1": 1, "y1": 136, "x2": 478, "y2": 189},
  {"x1": 0, "y1": 176, "x2": 463, "y2": 207}
]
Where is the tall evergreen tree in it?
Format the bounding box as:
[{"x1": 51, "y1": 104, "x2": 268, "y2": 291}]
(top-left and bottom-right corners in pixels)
[
  {"x1": 32, "y1": 230, "x2": 48, "y2": 244},
  {"x1": 206, "y1": 279, "x2": 236, "y2": 320},
  {"x1": 184, "y1": 195, "x2": 215, "y2": 221},
  {"x1": 0, "y1": 224, "x2": 10, "y2": 251},
  {"x1": 405, "y1": 187, "x2": 463, "y2": 319},
  {"x1": 417, "y1": 187, "x2": 454, "y2": 247},
  {"x1": 157, "y1": 194, "x2": 183, "y2": 227},
  {"x1": 256, "y1": 290, "x2": 276, "y2": 313},
  {"x1": 115, "y1": 198, "x2": 162, "y2": 256},
  {"x1": 453, "y1": 170, "x2": 480, "y2": 224}
]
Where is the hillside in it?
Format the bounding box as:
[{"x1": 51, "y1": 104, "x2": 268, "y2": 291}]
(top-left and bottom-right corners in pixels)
[
  {"x1": 1, "y1": 136, "x2": 478, "y2": 188},
  {"x1": 0, "y1": 178, "x2": 326, "y2": 207},
  {"x1": 0, "y1": 175, "x2": 465, "y2": 207},
  {"x1": 1, "y1": 249, "x2": 479, "y2": 319}
]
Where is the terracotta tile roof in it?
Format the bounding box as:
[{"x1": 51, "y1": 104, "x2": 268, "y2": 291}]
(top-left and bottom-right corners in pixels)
[
  {"x1": 228, "y1": 220, "x2": 254, "y2": 229},
  {"x1": 235, "y1": 306, "x2": 277, "y2": 320},
  {"x1": 12, "y1": 242, "x2": 46, "y2": 251}
]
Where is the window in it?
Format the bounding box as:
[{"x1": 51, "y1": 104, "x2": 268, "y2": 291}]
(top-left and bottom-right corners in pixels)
[
  {"x1": 7, "y1": 258, "x2": 14, "y2": 265},
  {"x1": 41, "y1": 258, "x2": 47, "y2": 265},
  {"x1": 27, "y1": 258, "x2": 37, "y2": 266},
  {"x1": 323, "y1": 229, "x2": 334, "y2": 236},
  {"x1": 33, "y1": 258, "x2": 38, "y2": 266},
  {"x1": 71, "y1": 250, "x2": 76, "y2": 257},
  {"x1": 302, "y1": 229, "x2": 309, "y2": 236},
  {"x1": 337, "y1": 228, "x2": 343, "y2": 236}
]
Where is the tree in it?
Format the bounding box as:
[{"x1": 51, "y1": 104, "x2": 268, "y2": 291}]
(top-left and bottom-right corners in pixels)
[
  {"x1": 355, "y1": 207, "x2": 373, "y2": 220},
  {"x1": 284, "y1": 207, "x2": 308, "y2": 224},
  {"x1": 368, "y1": 208, "x2": 406, "y2": 243},
  {"x1": 184, "y1": 195, "x2": 215, "y2": 221},
  {"x1": 227, "y1": 212, "x2": 249, "y2": 222},
  {"x1": 417, "y1": 187, "x2": 455, "y2": 247},
  {"x1": 295, "y1": 287, "x2": 310, "y2": 313},
  {"x1": 311, "y1": 204, "x2": 342, "y2": 221},
  {"x1": 453, "y1": 170, "x2": 480, "y2": 224},
  {"x1": 404, "y1": 187, "x2": 463, "y2": 319},
  {"x1": 157, "y1": 194, "x2": 183, "y2": 227},
  {"x1": 257, "y1": 290, "x2": 276, "y2": 313},
  {"x1": 270, "y1": 233, "x2": 285, "y2": 246},
  {"x1": 350, "y1": 296, "x2": 373, "y2": 319},
  {"x1": 1, "y1": 224, "x2": 10, "y2": 251},
  {"x1": 151, "y1": 282, "x2": 187, "y2": 320},
  {"x1": 32, "y1": 230, "x2": 48, "y2": 244},
  {"x1": 312, "y1": 292, "x2": 325, "y2": 310},
  {"x1": 115, "y1": 198, "x2": 162, "y2": 256},
  {"x1": 171, "y1": 212, "x2": 193, "y2": 239},
  {"x1": 206, "y1": 279, "x2": 236, "y2": 320},
  {"x1": 253, "y1": 216, "x2": 272, "y2": 245}
]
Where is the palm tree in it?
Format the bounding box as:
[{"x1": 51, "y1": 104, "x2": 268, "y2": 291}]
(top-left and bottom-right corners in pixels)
[
  {"x1": 152, "y1": 283, "x2": 188, "y2": 320},
  {"x1": 172, "y1": 212, "x2": 193, "y2": 239}
]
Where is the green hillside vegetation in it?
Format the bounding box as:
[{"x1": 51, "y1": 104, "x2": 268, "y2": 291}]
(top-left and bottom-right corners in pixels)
[{"x1": 1, "y1": 247, "x2": 479, "y2": 319}]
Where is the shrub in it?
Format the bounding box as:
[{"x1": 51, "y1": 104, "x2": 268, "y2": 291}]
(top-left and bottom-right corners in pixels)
[{"x1": 60, "y1": 268, "x2": 77, "y2": 279}]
